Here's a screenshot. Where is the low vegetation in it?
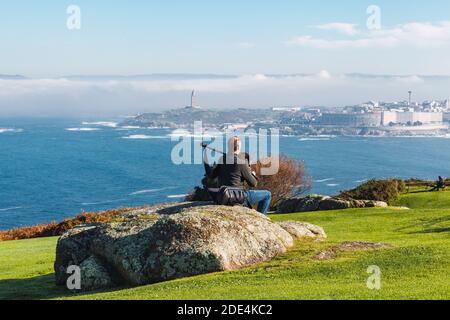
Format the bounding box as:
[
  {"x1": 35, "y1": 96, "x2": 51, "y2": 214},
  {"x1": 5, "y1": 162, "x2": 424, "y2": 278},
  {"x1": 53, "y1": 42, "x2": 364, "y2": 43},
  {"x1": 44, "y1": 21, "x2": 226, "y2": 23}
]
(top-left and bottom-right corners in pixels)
[
  {"x1": 0, "y1": 189, "x2": 449, "y2": 300},
  {"x1": 0, "y1": 208, "x2": 136, "y2": 241},
  {"x1": 339, "y1": 179, "x2": 406, "y2": 204}
]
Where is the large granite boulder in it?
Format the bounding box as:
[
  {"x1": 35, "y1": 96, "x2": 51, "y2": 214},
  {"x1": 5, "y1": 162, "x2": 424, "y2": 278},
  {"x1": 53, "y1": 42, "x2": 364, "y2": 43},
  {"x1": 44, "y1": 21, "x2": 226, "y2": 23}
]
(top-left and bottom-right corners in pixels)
[
  {"x1": 276, "y1": 196, "x2": 388, "y2": 214},
  {"x1": 54, "y1": 203, "x2": 326, "y2": 291}
]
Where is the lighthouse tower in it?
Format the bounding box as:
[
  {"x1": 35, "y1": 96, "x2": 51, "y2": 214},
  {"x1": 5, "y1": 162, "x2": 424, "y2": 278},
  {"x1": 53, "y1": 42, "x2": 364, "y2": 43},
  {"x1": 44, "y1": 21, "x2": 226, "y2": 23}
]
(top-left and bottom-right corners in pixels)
[
  {"x1": 186, "y1": 90, "x2": 200, "y2": 109},
  {"x1": 190, "y1": 90, "x2": 196, "y2": 108}
]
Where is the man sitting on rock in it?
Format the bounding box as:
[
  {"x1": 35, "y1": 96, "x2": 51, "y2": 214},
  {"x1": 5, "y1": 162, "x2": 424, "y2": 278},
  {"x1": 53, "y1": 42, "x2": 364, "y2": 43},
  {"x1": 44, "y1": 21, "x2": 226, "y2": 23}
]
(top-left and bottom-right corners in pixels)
[{"x1": 203, "y1": 136, "x2": 272, "y2": 214}]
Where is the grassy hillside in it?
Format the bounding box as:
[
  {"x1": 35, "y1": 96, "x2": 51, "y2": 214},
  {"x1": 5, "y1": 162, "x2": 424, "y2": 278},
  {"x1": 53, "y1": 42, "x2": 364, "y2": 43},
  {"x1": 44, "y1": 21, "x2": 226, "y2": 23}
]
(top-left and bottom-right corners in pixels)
[
  {"x1": 394, "y1": 188, "x2": 450, "y2": 209},
  {"x1": 0, "y1": 191, "x2": 449, "y2": 300}
]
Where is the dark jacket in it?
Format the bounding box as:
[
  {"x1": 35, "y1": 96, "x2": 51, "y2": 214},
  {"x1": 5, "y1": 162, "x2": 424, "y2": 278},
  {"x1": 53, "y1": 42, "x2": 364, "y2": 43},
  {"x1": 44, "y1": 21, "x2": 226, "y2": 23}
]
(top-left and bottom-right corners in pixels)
[{"x1": 205, "y1": 153, "x2": 258, "y2": 188}]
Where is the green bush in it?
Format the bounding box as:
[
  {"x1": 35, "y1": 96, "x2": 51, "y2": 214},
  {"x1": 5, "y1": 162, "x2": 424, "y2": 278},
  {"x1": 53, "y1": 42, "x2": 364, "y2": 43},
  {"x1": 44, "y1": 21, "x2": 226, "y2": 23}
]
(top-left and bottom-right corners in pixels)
[{"x1": 339, "y1": 179, "x2": 405, "y2": 204}]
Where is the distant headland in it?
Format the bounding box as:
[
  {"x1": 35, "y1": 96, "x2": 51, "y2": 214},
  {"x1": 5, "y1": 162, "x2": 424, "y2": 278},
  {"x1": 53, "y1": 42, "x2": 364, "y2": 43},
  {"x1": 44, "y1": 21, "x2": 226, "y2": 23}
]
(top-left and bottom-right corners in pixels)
[{"x1": 121, "y1": 96, "x2": 450, "y2": 137}]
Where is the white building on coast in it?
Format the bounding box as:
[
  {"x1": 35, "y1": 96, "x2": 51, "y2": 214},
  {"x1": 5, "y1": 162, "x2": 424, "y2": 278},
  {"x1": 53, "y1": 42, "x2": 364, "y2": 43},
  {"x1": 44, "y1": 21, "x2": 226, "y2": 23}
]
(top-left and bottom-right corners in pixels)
[{"x1": 381, "y1": 111, "x2": 443, "y2": 126}]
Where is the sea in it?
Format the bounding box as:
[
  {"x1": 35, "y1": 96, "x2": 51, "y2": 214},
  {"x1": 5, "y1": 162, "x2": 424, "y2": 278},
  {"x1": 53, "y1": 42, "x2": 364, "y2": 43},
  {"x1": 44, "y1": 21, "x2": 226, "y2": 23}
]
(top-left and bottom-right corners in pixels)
[{"x1": 1, "y1": 118, "x2": 450, "y2": 230}]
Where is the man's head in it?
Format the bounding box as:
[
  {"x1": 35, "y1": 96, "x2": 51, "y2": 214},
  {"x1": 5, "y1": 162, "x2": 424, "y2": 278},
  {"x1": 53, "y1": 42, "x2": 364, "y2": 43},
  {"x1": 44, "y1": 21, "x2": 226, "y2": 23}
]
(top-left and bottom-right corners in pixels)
[{"x1": 228, "y1": 136, "x2": 241, "y2": 155}]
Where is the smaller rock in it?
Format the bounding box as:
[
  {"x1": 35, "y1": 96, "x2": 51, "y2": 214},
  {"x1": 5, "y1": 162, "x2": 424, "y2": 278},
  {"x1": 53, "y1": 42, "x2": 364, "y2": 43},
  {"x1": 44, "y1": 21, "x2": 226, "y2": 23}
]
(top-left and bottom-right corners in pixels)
[
  {"x1": 374, "y1": 201, "x2": 388, "y2": 208},
  {"x1": 318, "y1": 199, "x2": 352, "y2": 211},
  {"x1": 313, "y1": 241, "x2": 393, "y2": 261},
  {"x1": 314, "y1": 250, "x2": 337, "y2": 261},
  {"x1": 350, "y1": 200, "x2": 367, "y2": 208},
  {"x1": 362, "y1": 200, "x2": 388, "y2": 208},
  {"x1": 277, "y1": 221, "x2": 327, "y2": 240},
  {"x1": 276, "y1": 195, "x2": 389, "y2": 214},
  {"x1": 276, "y1": 195, "x2": 329, "y2": 214},
  {"x1": 336, "y1": 241, "x2": 393, "y2": 251}
]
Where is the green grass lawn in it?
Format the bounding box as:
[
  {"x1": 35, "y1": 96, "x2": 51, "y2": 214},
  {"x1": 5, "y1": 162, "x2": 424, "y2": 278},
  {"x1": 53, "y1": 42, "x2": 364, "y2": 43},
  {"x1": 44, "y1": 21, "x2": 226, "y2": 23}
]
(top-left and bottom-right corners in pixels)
[
  {"x1": 395, "y1": 187, "x2": 450, "y2": 209},
  {"x1": 1, "y1": 191, "x2": 449, "y2": 300}
]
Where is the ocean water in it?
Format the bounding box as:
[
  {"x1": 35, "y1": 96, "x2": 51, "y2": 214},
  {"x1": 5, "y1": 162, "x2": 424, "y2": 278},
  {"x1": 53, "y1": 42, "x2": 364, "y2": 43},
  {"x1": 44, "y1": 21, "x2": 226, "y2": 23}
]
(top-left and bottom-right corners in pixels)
[{"x1": 2, "y1": 118, "x2": 450, "y2": 230}]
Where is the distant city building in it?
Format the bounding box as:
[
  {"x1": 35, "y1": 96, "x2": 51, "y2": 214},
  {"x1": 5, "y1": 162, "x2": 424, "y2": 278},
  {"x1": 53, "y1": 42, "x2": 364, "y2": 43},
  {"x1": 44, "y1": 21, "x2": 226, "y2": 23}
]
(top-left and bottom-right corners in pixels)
[
  {"x1": 303, "y1": 107, "x2": 322, "y2": 114},
  {"x1": 383, "y1": 111, "x2": 443, "y2": 125},
  {"x1": 443, "y1": 113, "x2": 450, "y2": 123},
  {"x1": 317, "y1": 110, "x2": 443, "y2": 127},
  {"x1": 272, "y1": 107, "x2": 301, "y2": 112},
  {"x1": 333, "y1": 97, "x2": 449, "y2": 127},
  {"x1": 221, "y1": 123, "x2": 250, "y2": 130},
  {"x1": 381, "y1": 111, "x2": 397, "y2": 126},
  {"x1": 318, "y1": 112, "x2": 382, "y2": 127},
  {"x1": 397, "y1": 112, "x2": 442, "y2": 124}
]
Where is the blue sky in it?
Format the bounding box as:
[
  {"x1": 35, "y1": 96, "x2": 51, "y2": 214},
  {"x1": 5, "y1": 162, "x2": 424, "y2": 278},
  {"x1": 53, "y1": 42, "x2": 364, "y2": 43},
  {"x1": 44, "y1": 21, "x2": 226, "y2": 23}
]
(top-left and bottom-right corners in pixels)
[
  {"x1": 2, "y1": 0, "x2": 450, "y2": 76},
  {"x1": 1, "y1": 1, "x2": 450, "y2": 116}
]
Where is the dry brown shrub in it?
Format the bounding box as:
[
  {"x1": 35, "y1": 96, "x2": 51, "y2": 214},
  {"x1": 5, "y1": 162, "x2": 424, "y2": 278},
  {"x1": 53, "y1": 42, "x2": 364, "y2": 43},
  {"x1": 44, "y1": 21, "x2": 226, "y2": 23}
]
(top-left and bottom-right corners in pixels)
[
  {"x1": 251, "y1": 154, "x2": 311, "y2": 208},
  {"x1": 0, "y1": 207, "x2": 137, "y2": 242}
]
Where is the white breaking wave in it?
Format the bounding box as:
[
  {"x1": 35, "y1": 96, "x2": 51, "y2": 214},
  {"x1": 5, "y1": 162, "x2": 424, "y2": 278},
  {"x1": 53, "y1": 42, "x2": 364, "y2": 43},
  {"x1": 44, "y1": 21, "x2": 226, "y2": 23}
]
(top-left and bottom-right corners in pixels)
[
  {"x1": 326, "y1": 183, "x2": 340, "y2": 187},
  {"x1": 167, "y1": 132, "x2": 223, "y2": 139},
  {"x1": 122, "y1": 134, "x2": 169, "y2": 140},
  {"x1": 81, "y1": 199, "x2": 126, "y2": 206},
  {"x1": 299, "y1": 137, "x2": 331, "y2": 141},
  {"x1": 66, "y1": 128, "x2": 100, "y2": 132},
  {"x1": 130, "y1": 187, "x2": 175, "y2": 196},
  {"x1": 82, "y1": 121, "x2": 118, "y2": 128},
  {"x1": 0, "y1": 128, "x2": 23, "y2": 133},
  {"x1": 167, "y1": 194, "x2": 188, "y2": 199},
  {"x1": 315, "y1": 178, "x2": 335, "y2": 183},
  {"x1": 119, "y1": 126, "x2": 141, "y2": 129},
  {"x1": 0, "y1": 206, "x2": 22, "y2": 212}
]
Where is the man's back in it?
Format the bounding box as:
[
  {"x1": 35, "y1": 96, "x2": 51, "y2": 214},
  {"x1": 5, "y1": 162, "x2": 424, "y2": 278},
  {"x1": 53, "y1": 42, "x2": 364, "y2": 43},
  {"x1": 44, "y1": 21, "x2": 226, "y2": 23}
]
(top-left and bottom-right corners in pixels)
[{"x1": 206, "y1": 154, "x2": 258, "y2": 188}]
